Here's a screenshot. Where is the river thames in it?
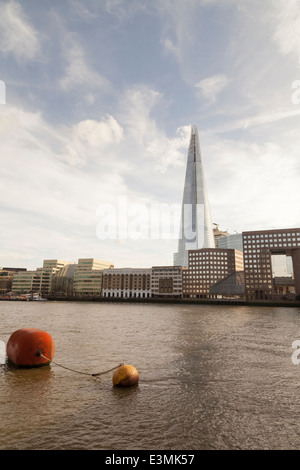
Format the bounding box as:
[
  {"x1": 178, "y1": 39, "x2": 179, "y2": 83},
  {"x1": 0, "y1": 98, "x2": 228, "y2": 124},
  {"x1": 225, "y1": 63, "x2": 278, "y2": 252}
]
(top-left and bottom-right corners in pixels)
[{"x1": 0, "y1": 300, "x2": 300, "y2": 450}]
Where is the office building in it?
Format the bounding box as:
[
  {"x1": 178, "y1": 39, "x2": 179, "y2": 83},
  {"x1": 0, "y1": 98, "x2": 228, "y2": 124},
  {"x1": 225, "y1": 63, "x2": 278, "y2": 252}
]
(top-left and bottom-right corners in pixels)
[
  {"x1": 218, "y1": 233, "x2": 243, "y2": 252},
  {"x1": 102, "y1": 268, "x2": 151, "y2": 299},
  {"x1": 242, "y1": 228, "x2": 300, "y2": 300},
  {"x1": 0, "y1": 267, "x2": 27, "y2": 294},
  {"x1": 210, "y1": 271, "x2": 245, "y2": 298},
  {"x1": 11, "y1": 271, "x2": 38, "y2": 294},
  {"x1": 151, "y1": 266, "x2": 182, "y2": 298},
  {"x1": 76, "y1": 258, "x2": 114, "y2": 271},
  {"x1": 11, "y1": 260, "x2": 71, "y2": 295},
  {"x1": 174, "y1": 125, "x2": 215, "y2": 267},
  {"x1": 38, "y1": 260, "x2": 71, "y2": 295},
  {"x1": 73, "y1": 259, "x2": 114, "y2": 297},
  {"x1": 50, "y1": 264, "x2": 77, "y2": 297},
  {"x1": 182, "y1": 248, "x2": 243, "y2": 298},
  {"x1": 213, "y1": 224, "x2": 230, "y2": 247}
]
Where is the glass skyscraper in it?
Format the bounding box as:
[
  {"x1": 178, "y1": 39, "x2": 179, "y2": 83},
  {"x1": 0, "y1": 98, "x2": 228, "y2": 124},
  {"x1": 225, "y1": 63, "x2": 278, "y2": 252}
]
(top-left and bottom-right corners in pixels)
[{"x1": 174, "y1": 125, "x2": 215, "y2": 267}]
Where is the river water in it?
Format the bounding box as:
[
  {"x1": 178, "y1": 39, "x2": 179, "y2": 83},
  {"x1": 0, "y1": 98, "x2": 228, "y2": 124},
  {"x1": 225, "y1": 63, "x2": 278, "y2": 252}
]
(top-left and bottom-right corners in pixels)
[{"x1": 0, "y1": 300, "x2": 300, "y2": 450}]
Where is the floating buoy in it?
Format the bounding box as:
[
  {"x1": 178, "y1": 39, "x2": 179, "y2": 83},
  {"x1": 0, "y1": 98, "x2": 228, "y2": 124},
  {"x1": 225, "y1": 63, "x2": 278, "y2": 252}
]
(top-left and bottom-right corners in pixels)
[
  {"x1": 6, "y1": 328, "x2": 55, "y2": 368},
  {"x1": 112, "y1": 364, "x2": 139, "y2": 387}
]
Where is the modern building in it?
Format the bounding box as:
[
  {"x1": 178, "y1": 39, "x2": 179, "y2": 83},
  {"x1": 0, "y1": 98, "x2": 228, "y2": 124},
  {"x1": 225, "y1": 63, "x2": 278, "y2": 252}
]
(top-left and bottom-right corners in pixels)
[
  {"x1": 11, "y1": 260, "x2": 72, "y2": 295},
  {"x1": 102, "y1": 268, "x2": 151, "y2": 299},
  {"x1": 11, "y1": 270, "x2": 38, "y2": 294},
  {"x1": 38, "y1": 260, "x2": 71, "y2": 295},
  {"x1": 73, "y1": 259, "x2": 114, "y2": 297},
  {"x1": 0, "y1": 267, "x2": 27, "y2": 294},
  {"x1": 210, "y1": 271, "x2": 245, "y2": 298},
  {"x1": 273, "y1": 276, "x2": 295, "y2": 297},
  {"x1": 76, "y1": 258, "x2": 114, "y2": 271},
  {"x1": 151, "y1": 266, "x2": 182, "y2": 298},
  {"x1": 50, "y1": 264, "x2": 77, "y2": 297},
  {"x1": 242, "y1": 228, "x2": 300, "y2": 300},
  {"x1": 270, "y1": 254, "x2": 289, "y2": 277},
  {"x1": 213, "y1": 224, "x2": 230, "y2": 247},
  {"x1": 174, "y1": 125, "x2": 215, "y2": 267},
  {"x1": 217, "y1": 233, "x2": 243, "y2": 252},
  {"x1": 182, "y1": 248, "x2": 243, "y2": 298}
]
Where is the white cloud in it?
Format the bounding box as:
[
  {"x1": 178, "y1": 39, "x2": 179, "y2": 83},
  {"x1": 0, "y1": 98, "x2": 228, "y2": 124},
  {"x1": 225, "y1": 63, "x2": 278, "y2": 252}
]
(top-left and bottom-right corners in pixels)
[
  {"x1": 162, "y1": 37, "x2": 180, "y2": 59},
  {"x1": 73, "y1": 115, "x2": 124, "y2": 148},
  {"x1": 119, "y1": 85, "x2": 189, "y2": 173},
  {"x1": 59, "y1": 33, "x2": 110, "y2": 91},
  {"x1": 195, "y1": 75, "x2": 230, "y2": 103},
  {"x1": 157, "y1": 0, "x2": 194, "y2": 62},
  {"x1": 146, "y1": 126, "x2": 190, "y2": 173},
  {"x1": 213, "y1": 107, "x2": 300, "y2": 134},
  {"x1": 0, "y1": 0, "x2": 40, "y2": 61},
  {"x1": 201, "y1": 132, "x2": 300, "y2": 233},
  {"x1": 270, "y1": 0, "x2": 300, "y2": 63},
  {"x1": 0, "y1": 98, "x2": 187, "y2": 268},
  {"x1": 62, "y1": 115, "x2": 124, "y2": 166}
]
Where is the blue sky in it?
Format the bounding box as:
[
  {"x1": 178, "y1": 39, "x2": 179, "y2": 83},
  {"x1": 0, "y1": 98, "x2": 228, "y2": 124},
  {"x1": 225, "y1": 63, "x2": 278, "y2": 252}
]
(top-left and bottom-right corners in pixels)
[{"x1": 0, "y1": 0, "x2": 300, "y2": 269}]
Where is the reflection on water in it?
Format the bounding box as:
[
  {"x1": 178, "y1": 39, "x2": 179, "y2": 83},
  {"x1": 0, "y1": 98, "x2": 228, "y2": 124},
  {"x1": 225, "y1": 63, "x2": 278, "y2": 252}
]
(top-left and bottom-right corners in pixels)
[{"x1": 0, "y1": 301, "x2": 300, "y2": 449}]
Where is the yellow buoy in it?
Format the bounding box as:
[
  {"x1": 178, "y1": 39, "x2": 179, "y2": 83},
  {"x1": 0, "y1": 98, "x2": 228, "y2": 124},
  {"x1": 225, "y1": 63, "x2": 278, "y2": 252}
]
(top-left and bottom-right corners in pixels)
[{"x1": 112, "y1": 364, "x2": 139, "y2": 387}]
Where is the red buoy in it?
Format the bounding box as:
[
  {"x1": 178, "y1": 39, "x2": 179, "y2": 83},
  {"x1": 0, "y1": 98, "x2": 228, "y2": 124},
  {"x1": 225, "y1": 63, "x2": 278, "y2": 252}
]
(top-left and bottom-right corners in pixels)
[{"x1": 6, "y1": 328, "x2": 55, "y2": 367}]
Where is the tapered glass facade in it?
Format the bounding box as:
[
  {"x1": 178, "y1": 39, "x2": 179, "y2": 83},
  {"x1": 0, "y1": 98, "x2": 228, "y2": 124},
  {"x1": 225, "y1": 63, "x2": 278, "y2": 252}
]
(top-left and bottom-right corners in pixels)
[{"x1": 174, "y1": 125, "x2": 215, "y2": 267}]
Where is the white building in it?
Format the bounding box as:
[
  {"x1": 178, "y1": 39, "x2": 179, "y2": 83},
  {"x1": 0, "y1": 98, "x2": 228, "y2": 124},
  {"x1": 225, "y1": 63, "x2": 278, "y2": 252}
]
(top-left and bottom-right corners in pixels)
[{"x1": 102, "y1": 268, "x2": 151, "y2": 299}]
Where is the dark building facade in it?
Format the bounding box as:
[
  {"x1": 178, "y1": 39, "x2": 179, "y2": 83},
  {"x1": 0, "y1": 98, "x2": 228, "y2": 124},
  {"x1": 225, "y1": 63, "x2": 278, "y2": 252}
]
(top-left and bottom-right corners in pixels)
[{"x1": 242, "y1": 228, "x2": 300, "y2": 300}]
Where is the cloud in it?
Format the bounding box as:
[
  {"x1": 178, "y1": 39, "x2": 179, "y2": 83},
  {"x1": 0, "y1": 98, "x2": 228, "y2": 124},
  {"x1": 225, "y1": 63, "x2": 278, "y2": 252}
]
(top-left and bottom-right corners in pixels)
[
  {"x1": 195, "y1": 75, "x2": 230, "y2": 103},
  {"x1": 0, "y1": 97, "x2": 187, "y2": 269},
  {"x1": 0, "y1": 0, "x2": 40, "y2": 61},
  {"x1": 59, "y1": 33, "x2": 110, "y2": 91},
  {"x1": 213, "y1": 107, "x2": 300, "y2": 134},
  {"x1": 200, "y1": 131, "x2": 300, "y2": 233},
  {"x1": 118, "y1": 85, "x2": 189, "y2": 173},
  {"x1": 146, "y1": 126, "x2": 190, "y2": 173},
  {"x1": 62, "y1": 114, "x2": 124, "y2": 166},
  {"x1": 157, "y1": 0, "x2": 195, "y2": 63},
  {"x1": 269, "y1": 0, "x2": 300, "y2": 64}
]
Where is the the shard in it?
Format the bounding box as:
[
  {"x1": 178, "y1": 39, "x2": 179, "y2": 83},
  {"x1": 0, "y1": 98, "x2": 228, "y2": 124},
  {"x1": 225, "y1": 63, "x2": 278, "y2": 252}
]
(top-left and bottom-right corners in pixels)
[{"x1": 173, "y1": 125, "x2": 215, "y2": 267}]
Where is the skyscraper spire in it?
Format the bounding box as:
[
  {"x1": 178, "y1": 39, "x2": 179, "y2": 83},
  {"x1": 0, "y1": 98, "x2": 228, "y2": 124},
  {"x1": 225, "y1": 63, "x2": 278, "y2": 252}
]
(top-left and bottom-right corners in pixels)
[{"x1": 174, "y1": 125, "x2": 215, "y2": 267}]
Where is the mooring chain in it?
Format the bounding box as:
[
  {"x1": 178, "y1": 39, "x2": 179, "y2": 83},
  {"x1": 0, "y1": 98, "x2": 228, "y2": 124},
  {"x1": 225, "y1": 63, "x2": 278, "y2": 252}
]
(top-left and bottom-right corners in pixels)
[{"x1": 39, "y1": 353, "x2": 123, "y2": 377}]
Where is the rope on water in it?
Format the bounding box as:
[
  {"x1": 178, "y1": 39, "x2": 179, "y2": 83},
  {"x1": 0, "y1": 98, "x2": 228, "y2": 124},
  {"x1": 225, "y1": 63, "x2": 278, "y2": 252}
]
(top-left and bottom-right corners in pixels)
[{"x1": 39, "y1": 353, "x2": 123, "y2": 377}]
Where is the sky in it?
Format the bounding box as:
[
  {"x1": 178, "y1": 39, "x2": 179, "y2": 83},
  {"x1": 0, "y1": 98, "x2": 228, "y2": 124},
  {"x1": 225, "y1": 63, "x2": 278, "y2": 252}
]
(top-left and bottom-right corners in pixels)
[{"x1": 0, "y1": 0, "x2": 300, "y2": 270}]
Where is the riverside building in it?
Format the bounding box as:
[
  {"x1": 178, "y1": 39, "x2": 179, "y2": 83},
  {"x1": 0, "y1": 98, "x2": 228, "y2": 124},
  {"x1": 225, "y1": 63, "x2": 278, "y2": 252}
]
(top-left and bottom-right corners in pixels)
[
  {"x1": 73, "y1": 259, "x2": 114, "y2": 297},
  {"x1": 0, "y1": 267, "x2": 27, "y2": 295},
  {"x1": 243, "y1": 228, "x2": 300, "y2": 300},
  {"x1": 174, "y1": 125, "x2": 215, "y2": 267},
  {"x1": 11, "y1": 260, "x2": 71, "y2": 296},
  {"x1": 11, "y1": 270, "x2": 37, "y2": 294},
  {"x1": 182, "y1": 248, "x2": 244, "y2": 299},
  {"x1": 102, "y1": 268, "x2": 151, "y2": 299},
  {"x1": 213, "y1": 224, "x2": 230, "y2": 247},
  {"x1": 37, "y1": 260, "x2": 71, "y2": 295},
  {"x1": 217, "y1": 233, "x2": 243, "y2": 252},
  {"x1": 151, "y1": 266, "x2": 183, "y2": 298},
  {"x1": 50, "y1": 263, "x2": 77, "y2": 297}
]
